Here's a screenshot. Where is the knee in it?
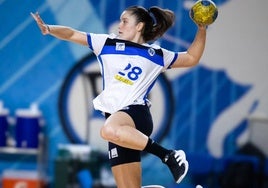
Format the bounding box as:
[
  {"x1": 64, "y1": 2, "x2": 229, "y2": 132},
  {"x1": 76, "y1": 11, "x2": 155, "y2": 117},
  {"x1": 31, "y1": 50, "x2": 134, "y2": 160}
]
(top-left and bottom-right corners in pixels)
[{"x1": 100, "y1": 124, "x2": 118, "y2": 142}]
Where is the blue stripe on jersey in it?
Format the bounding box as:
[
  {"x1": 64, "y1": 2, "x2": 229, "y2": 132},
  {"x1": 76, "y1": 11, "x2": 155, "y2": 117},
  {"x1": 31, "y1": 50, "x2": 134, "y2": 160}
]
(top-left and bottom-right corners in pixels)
[
  {"x1": 97, "y1": 56, "x2": 105, "y2": 90},
  {"x1": 168, "y1": 52, "x2": 178, "y2": 68},
  {"x1": 100, "y1": 38, "x2": 165, "y2": 66},
  {"x1": 143, "y1": 79, "x2": 157, "y2": 101},
  {"x1": 87, "y1": 33, "x2": 93, "y2": 51},
  {"x1": 101, "y1": 45, "x2": 164, "y2": 66}
]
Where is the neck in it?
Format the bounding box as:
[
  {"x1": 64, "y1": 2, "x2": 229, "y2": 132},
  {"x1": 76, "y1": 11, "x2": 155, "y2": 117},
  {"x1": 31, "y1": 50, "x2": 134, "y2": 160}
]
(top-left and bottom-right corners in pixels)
[
  {"x1": 131, "y1": 33, "x2": 145, "y2": 44},
  {"x1": 117, "y1": 33, "x2": 145, "y2": 44}
]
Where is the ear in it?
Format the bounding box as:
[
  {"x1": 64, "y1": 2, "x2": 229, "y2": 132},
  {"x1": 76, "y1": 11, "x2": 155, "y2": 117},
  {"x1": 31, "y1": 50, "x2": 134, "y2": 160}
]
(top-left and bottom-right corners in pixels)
[{"x1": 136, "y1": 22, "x2": 145, "y2": 32}]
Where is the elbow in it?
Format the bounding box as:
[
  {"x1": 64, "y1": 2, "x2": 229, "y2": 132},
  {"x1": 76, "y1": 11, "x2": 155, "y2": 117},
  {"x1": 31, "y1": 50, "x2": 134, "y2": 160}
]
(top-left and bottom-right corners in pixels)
[
  {"x1": 189, "y1": 55, "x2": 201, "y2": 67},
  {"x1": 193, "y1": 58, "x2": 201, "y2": 66}
]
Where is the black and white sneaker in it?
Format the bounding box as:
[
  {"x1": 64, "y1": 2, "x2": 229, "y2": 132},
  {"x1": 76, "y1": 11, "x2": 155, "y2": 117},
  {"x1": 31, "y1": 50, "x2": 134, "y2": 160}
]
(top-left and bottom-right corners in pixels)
[{"x1": 163, "y1": 150, "x2": 189, "y2": 183}]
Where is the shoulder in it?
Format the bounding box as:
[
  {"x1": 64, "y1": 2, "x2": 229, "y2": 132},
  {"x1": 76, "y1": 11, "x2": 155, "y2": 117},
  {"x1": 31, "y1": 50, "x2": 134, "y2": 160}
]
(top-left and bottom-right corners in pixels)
[
  {"x1": 87, "y1": 33, "x2": 117, "y2": 52},
  {"x1": 87, "y1": 33, "x2": 109, "y2": 40},
  {"x1": 143, "y1": 42, "x2": 161, "y2": 49},
  {"x1": 148, "y1": 44, "x2": 179, "y2": 68},
  {"x1": 87, "y1": 33, "x2": 120, "y2": 42},
  {"x1": 147, "y1": 43, "x2": 178, "y2": 58}
]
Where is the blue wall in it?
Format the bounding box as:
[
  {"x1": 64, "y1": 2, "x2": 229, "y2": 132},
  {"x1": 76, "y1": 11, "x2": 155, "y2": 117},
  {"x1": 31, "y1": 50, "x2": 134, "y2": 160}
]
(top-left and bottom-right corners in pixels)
[{"x1": 1, "y1": 0, "x2": 267, "y2": 187}]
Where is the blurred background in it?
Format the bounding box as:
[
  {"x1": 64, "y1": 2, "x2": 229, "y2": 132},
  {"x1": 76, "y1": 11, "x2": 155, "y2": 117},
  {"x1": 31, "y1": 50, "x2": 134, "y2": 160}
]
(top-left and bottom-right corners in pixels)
[{"x1": 1, "y1": 0, "x2": 268, "y2": 187}]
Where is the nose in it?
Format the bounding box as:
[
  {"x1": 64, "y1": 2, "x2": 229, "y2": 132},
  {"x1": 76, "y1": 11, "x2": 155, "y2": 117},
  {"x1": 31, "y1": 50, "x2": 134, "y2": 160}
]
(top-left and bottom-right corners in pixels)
[{"x1": 118, "y1": 23, "x2": 122, "y2": 30}]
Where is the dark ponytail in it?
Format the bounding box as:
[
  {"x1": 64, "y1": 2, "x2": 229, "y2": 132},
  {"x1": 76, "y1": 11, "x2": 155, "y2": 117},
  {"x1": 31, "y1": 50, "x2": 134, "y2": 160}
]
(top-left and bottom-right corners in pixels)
[{"x1": 126, "y1": 6, "x2": 175, "y2": 42}]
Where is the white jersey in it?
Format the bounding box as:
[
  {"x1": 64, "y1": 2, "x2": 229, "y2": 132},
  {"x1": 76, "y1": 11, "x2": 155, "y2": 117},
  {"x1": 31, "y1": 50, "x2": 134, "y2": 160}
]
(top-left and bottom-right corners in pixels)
[{"x1": 87, "y1": 33, "x2": 179, "y2": 113}]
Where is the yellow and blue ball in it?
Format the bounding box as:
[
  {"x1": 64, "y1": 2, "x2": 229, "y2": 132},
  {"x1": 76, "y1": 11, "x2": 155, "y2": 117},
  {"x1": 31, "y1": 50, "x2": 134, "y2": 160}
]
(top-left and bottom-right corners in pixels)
[{"x1": 190, "y1": 0, "x2": 218, "y2": 26}]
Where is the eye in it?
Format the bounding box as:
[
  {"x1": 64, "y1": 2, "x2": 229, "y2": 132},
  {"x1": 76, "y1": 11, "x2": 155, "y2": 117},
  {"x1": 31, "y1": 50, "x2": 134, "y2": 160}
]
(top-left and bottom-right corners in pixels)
[{"x1": 120, "y1": 18, "x2": 128, "y2": 24}]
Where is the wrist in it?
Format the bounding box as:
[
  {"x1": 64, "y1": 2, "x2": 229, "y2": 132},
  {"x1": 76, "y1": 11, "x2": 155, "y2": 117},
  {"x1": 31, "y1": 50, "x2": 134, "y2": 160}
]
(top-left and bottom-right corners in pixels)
[{"x1": 198, "y1": 25, "x2": 207, "y2": 30}]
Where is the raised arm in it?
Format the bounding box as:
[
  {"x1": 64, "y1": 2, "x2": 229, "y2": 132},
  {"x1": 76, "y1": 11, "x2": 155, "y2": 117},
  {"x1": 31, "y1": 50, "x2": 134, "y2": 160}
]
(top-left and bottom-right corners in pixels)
[
  {"x1": 31, "y1": 12, "x2": 88, "y2": 46},
  {"x1": 171, "y1": 25, "x2": 207, "y2": 68}
]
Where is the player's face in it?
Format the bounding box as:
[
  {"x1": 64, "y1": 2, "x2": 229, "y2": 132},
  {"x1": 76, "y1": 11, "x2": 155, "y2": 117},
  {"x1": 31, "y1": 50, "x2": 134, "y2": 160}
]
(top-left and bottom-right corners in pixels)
[{"x1": 118, "y1": 11, "x2": 143, "y2": 42}]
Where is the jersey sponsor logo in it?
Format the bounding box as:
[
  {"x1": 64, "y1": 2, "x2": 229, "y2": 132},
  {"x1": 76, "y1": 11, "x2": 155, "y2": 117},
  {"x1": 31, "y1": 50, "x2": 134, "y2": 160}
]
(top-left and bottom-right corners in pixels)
[
  {"x1": 116, "y1": 42, "x2": 125, "y2": 51},
  {"x1": 114, "y1": 74, "x2": 134, "y2": 85}
]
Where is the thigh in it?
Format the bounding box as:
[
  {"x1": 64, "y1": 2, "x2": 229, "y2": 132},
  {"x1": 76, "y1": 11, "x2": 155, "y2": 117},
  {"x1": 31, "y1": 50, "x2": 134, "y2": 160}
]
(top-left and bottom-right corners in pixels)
[
  {"x1": 120, "y1": 105, "x2": 153, "y2": 136},
  {"x1": 105, "y1": 111, "x2": 142, "y2": 166},
  {"x1": 112, "y1": 162, "x2": 142, "y2": 188},
  {"x1": 105, "y1": 104, "x2": 153, "y2": 136},
  {"x1": 105, "y1": 110, "x2": 135, "y2": 129}
]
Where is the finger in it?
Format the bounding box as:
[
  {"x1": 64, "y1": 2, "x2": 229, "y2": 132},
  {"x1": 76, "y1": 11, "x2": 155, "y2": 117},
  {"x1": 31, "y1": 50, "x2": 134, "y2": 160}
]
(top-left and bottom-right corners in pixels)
[
  {"x1": 30, "y1": 12, "x2": 38, "y2": 20},
  {"x1": 31, "y1": 12, "x2": 45, "y2": 24},
  {"x1": 35, "y1": 13, "x2": 45, "y2": 25}
]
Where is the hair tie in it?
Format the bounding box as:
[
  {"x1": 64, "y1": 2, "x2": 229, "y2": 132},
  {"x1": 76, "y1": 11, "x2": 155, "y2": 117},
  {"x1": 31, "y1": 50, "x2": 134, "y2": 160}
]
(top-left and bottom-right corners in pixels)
[{"x1": 148, "y1": 11, "x2": 157, "y2": 26}]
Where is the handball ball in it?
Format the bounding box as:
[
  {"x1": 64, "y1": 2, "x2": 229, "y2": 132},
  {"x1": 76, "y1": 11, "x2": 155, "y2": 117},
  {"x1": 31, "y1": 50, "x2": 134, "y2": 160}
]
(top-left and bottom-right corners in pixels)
[{"x1": 190, "y1": 0, "x2": 218, "y2": 26}]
